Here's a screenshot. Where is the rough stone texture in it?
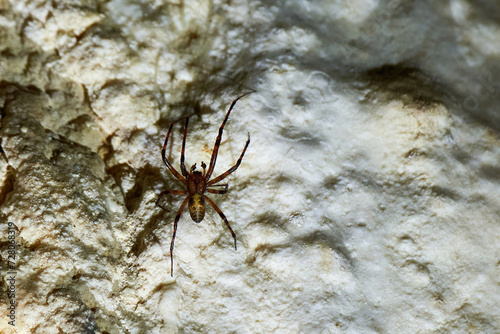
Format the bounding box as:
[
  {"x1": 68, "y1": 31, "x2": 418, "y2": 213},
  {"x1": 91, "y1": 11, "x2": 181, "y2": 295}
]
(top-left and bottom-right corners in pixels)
[{"x1": 0, "y1": 0, "x2": 499, "y2": 333}]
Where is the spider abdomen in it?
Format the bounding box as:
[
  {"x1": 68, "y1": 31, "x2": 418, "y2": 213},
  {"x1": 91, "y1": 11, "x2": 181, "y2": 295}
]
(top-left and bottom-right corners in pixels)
[{"x1": 189, "y1": 193, "x2": 205, "y2": 223}]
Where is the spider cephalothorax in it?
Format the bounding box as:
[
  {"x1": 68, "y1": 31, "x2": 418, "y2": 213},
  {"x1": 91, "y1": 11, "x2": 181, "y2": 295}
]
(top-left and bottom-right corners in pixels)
[{"x1": 156, "y1": 93, "x2": 252, "y2": 276}]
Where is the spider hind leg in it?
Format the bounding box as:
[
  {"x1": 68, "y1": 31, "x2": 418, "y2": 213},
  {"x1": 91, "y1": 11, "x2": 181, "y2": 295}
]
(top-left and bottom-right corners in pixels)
[{"x1": 203, "y1": 195, "x2": 237, "y2": 250}]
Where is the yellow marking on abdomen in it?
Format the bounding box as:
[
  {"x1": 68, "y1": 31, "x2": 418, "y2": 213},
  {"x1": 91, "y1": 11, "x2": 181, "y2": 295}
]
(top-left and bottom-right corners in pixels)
[{"x1": 189, "y1": 194, "x2": 205, "y2": 223}]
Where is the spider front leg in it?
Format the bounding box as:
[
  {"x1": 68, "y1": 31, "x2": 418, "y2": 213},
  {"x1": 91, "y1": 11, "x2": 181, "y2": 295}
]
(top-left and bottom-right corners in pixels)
[
  {"x1": 203, "y1": 195, "x2": 237, "y2": 250},
  {"x1": 205, "y1": 92, "x2": 253, "y2": 180},
  {"x1": 207, "y1": 132, "x2": 250, "y2": 186},
  {"x1": 179, "y1": 117, "x2": 190, "y2": 177},
  {"x1": 162, "y1": 117, "x2": 190, "y2": 184}
]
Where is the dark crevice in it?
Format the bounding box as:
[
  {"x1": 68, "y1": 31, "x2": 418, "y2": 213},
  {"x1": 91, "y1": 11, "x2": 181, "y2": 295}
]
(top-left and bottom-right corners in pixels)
[
  {"x1": 479, "y1": 164, "x2": 500, "y2": 182},
  {"x1": 0, "y1": 84, "x2": 22, "y2": 208},
  {"x1": 430, "y1": 185, "x2": 460, "y2": 201},
  {"x1": 0, "y1": 165, "x2": 15, "y2": 208},
  {"x1": 296, "y1": 230, "x2": 354, "y2": 269},
  {"x1": 364, "y1": 65, "x2": 445, "y2": 109},
  {"x1": 251, "y1": 225, "x2": 354, "y2": 271},
  {"x1": 46, "y1": 288, "x2": 102, "y2": 334},
  {"x1": 250, "y1": 211, "x2": 289, "y2": 231},
  {"x1": 100, "y1": 131, "x2": 118, "y2": 170},
  {"x1": 279, "y1": 124, "x2": 322, "y2": 146}
]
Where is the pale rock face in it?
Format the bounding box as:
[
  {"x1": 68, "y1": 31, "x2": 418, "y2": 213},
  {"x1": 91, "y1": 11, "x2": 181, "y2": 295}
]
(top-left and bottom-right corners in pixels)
[{"x1": 0, "y1": 0, "x2": 499, "y2": 333}]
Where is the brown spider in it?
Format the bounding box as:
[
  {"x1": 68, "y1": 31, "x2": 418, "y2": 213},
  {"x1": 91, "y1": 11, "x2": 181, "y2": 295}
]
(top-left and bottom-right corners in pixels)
[{"x1": 156, "y1": 93, "x2": 252, "y2": 276}]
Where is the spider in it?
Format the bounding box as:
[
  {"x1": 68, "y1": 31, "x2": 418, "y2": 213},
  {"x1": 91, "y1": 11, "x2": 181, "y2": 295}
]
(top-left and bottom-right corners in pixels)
[{"x1": 156, "y1": 93, "x2": 252, "y2": 276}]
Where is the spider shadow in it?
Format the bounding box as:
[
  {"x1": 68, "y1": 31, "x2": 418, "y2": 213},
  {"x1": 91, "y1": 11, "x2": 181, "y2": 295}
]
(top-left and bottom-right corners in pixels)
[
  {"x1": 124, "y1": 161, "x2": 186, "y2": 257},
  {"x1": 130, "y1": 194, "x2": 182, "y2": 258}
]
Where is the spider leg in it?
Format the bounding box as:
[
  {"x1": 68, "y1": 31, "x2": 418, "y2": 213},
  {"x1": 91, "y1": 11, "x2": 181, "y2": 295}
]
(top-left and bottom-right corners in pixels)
[
  {"x1": 207, "y1": 132, "x2": 250, "y2": 186},
  {"x1": 203, "y1": 195, "x2": 237, "y2": 250},
  {"x1": 158, "y1": 189, "x2": 188, "y2": 197},
  {"x1": 169, "y1": 196, "x2": 190, "y2": 277},
  {"x1": 206, "y1": 184, "x2": 228, "y2": 194},
  {"x1": 179, "y1": 117, "x2": 189, "y2": 177},
  {"x1": 156, "y1": 190, "x2": 188, "y2": 211},
  {"x1": 205, "y1": 92, "x2": 253, "y2": 180},
  {"x1": 162, "y1": 118, "x2": 189, "y2": 184}
]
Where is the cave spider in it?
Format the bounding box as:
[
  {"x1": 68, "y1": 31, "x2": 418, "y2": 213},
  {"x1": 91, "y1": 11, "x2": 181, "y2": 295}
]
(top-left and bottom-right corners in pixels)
[{"x1": 156, "y1": 93, "x2": 252, "y2": 276}]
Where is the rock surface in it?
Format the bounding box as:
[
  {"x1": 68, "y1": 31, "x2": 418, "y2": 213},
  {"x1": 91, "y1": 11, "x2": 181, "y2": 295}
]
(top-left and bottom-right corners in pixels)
[{"x1": 0, "y1": 0, "x2": 499, "y2": 333}]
